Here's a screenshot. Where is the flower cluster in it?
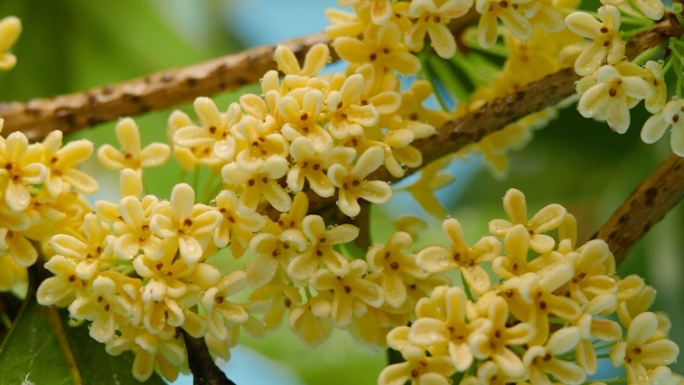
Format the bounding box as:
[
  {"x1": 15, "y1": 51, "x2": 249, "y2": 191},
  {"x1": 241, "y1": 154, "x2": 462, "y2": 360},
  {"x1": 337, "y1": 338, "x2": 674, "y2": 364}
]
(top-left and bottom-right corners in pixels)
[{"x1": 380, "y1": 188, "x2": 680, "y2": 385}]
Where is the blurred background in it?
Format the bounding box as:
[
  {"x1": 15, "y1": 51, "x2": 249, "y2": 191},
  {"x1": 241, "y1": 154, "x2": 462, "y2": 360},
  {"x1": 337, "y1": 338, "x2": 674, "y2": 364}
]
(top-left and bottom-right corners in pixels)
[{"x1": 0, "y1": 0, "x2": 682, "y2": 384}]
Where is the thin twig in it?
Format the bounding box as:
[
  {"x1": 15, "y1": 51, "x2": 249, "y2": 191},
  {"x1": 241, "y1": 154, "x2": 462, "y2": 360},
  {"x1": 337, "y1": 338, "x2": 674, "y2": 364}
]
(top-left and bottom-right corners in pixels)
[
  {"x1": 0, "y1": 11, "x2": 480, "y2": 141},
  {"x1": 592, "y1": 154, "x2": 684, "y2": 266},
  {"x1": 183, "y1": 330, "x2": 236, "y2": 385}
]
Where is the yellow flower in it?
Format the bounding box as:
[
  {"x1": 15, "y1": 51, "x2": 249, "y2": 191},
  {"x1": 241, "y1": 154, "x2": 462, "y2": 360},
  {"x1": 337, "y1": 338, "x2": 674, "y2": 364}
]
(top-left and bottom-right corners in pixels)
[
  {"x1": 476, "y1": 0, "x2": 533, "y2": 49},
  {"x1": 37, "y1": 255, "x2": 88, "y2": 307},
  {"x1": 50, "y1": 213, "x2": 112, "y2": 280},
  {"x1": 250, "y1": 283, "x2": 302, "y2": 331},
  {"x1": 221, "y1": 155, "x2": 291, "y2": 213},
  {"x1": 245, "y1": 228, "x2": 308, "y2": 289},
  {"x1": 643, "y1": 60, "x2": 667, "y2": 114},
  {"x1": 610, "y1": 312, "x2": 680, "y2": 384},
  {"x1": 234, "y1": 116, "x2": 289, "y2": 172},
  {"x1": 274, "y1": 43, "x2": 330, "y2": 77},
  {"x1": 150, "y1": 183, "x2": 222, "y2": 264},
  {"x1": 0, "y1": 16, "x2": 21, "y2": 70},
  {"x1": 201, "y1": 271, "x2": 250, "y2": 341},
  {"x1": 642, "y1": 99, "x2": 684, "y2": 156},
  {"x1": 565, "y1": 6, "x2": 625, "y2": 76},
  {"x1": 278, "y1": 89, "x2": 333, "y2": 153},
  {"x1": 468, "y1": 296, "x2": 535, "y2": 377},
  {"x1": 325, "y1": 8, "x2": 367, "y2": 39},
  {"x1": 576, "y1": 63, "x2": 653, "y2": 134},
  {"x1": 212, "y1": 189, "x2": 267, "y2": 258},
  {"x1": 0, "y1": 206, "x2": 39, "y2": 267},
  {"x1": 600, "y1": 0, "x2": 663, "y2": 20},
  {"x1": 366, "y1": 231, "x2": 429, "y2": 308},
  {"x1": 500, "y1": 267, "x2": 582, "y2": 346},
  {"x1": 338, "y1": 0, "x2": 393, "y2": 25},
  {"x1": 0, "y1": 132, "x2": 46, "y2": 212},
  {"x1": 288, "y1": 297, "x2": 334, "y2": 348},
  {"x1": 328, "y1": 146, "x2": 392, "y2": 217},
  {"x1": 287, "y1": 214, "x2": 358, "y2": 283},
  {"x1": 325, "y1": 74, "x2": 379, "y2": 139},
  {"x1": 417, "y1": 218, "x2": 500, "y2": 294},
  {"x1": 522, "y1": 326, "x2": 586, "y2": 385},
  {"x1": 403, "y1": 0, "x2": 474, "y2": 58},
  {"x1": 97, "y1": 117, "x2": 171, "y2": 175},
  {"x1": 489, "y1": 188, "x2": 567, "y2": 254},
  {"x1": 287, "y1": 136, "x2": 355, "y2": 197},
  {"x1": 333, "y1": 21, "x2": 421, "y2": 77},
  {"x1": 167, "y1": 110, "x2": 220, "y2": 171},
  {"x1": 41, "y1": 130, "x2": 98, "y2": 197},
  {"x1": 310, "y1": 259, "x2": 385, "y2": 328},
  {"x1": 105, "y1": 324, "x2": 186, "y2": 382},
  {"x1": 0, "y1": 253, "x2": 27, "y2": 291}
]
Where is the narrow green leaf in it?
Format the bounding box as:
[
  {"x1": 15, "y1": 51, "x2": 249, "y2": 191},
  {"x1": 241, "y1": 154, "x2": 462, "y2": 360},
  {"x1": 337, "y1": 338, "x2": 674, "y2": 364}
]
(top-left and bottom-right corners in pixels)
[
  {"x1": 334, "y1": 241, "x2": 368, "y2": 260},
  {"x1": 428, "y1": 55, "x2": 470, "y2": 102},
  {"x1": 0, "y1": 296, "x2": 74, "y2": 385},
  {"x1": 450, "y1": 52, "x2": 500, "y2": 88}
]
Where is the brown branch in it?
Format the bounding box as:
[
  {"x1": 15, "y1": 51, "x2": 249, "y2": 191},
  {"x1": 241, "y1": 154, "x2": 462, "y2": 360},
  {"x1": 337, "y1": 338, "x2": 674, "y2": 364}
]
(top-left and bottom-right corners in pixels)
[
  {"x1": 0, "y1": 10, "x2": 480, "y2": 141},
  {"x1": 262, "y1": 16, "x2": 683, "y2": 219},
  {"x1": 183, "y1": 330, "x2": 236, "y2": 385},
  {"x1": 592, "y1": 154, "x2": 684, "y2": 266}
]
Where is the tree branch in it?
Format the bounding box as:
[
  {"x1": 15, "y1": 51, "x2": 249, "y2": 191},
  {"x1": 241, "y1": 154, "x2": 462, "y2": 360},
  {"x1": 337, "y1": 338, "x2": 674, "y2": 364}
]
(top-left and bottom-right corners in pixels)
[
  {"x1": 262, "y1": 16, "x2": 683, "y2": 219},
  {"x1": 0, "y1": 11, "x2": 480, "y2": 141},
  {"x1": 592, "y1": 154, "x2": 684, "y2": 266},
  {"x1": 182, "y1": 330, "x2": 236, "y2": 385}
]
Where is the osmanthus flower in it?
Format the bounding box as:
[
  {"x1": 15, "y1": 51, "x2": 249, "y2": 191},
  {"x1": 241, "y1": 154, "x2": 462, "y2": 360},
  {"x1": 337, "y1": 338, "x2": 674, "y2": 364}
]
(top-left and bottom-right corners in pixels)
[
  {"x1": 574, "y1": 293, "x2": 623, "y2": 375},
  {"x1": 37, "y1": 255, "x2": 89, "y2": 307},
  {"x1": 287, "y1": 214, "x2": 358, "y2": 284},
  {"x1": 489, "y1": 188, "x2": 567, "y2": 254},
  {"x1": 617, "y1": 284, "x2": 656, "y2": 328},
  {"x1": 408, "y1": 287, "x2": 483, "y2": 372},
  {"x1": 288, "y1": 295, "x2": 334, "y2": 348},
  {"x1": 325, "y1": 73, "x2": 379, "y2": 139},
  {"x1": 245, "y1": 227, "x2": 308, "y2": 289},
  {"x1": 402, "y1": 0, "x2": 474, "y2": 58},
  {"x1": 105, "y1": 324, "x2": 186, "y2": 382},
  {"x1": 140, "y1": 278, "x2": 202, "y2": 336},
  {"x1": 239, "y1": 92, "x2": 281, "y2": 133},
  {"x1": 500, "y1": 266, "x2": 582, "y2": 346},
  {"x1": 324, "y1": 8, "x2": 367, "y2": 39},
  {"x1": 287, "y1": 136, "x2": 356, "y2": 197},
  {"x1": 610, "y1": 312, "x2": 680, "y2": 384},
  {"x1": 643, "y1": 61, "x2": 667, "y2": 114},
  {"x1": 0, "y1": 253, "x2": 27, "y2": 292},
  {"x1": 221, "y1": 155, "x2": 291, "y2": 213},
  {"x1": 338, "y1": 0, "x2": 393, "y2": 25},
  {"x1": 468, "y1": 296, "x2": 535, "y2": 378},
  {"x1": 41, "y1": 130, "x2": 98, "y2": 197},
  {"x1": 378, "y1": 353, "x2": 455, "y2": 385},
  {"x1": 0, "y1": 131, "x2": 46, "y2": 212},
  {"x1": 475, "y1": 0, "x2": 533, "y2": 49},
  {"x1": 566, "y1": 239, "x2": 618, "y2": 304},
  {"x1": 172, "y1": 98, "x2": 241, "y2": 160},
  {"x1": 97, "y1": 117, "x2": 171, "y2": 175},
  {"x1": 96, "y1": 194, "x2": 164, "y2": 261},
  {"x1": 565, "y1": 6, "x2": 625, "y2": 76},
  {"x1": 332, "y1": 21, "x2": 422, "y2": 77},
  {"x1": 327, "y1": 146, "x2": 392, "y2": 218},
  {"x1": 212, "y1": 189, "x2": 267, "y2": 258},
  {"x1": 366, "y1": 231, "x2": 430, "y2": 309},
  {"x1": 522, "y1": 326, "x2": 587, "y2": 385},
  {"x1": 249, "y1": 282, "x2": 302, "y2": 331},
  {"x1": 278, "y1": 89, "x2": 333, "y2": 153},
  {"x1": 167, "y1": 110, "x2": 221, "y2": 171},
  {"x1": 275, "y1": 43, "x2": 329, "y2": 78},
  {"x1": 0, "y1": 16, "x2": 20, "y2": 70},
  {"x1": 416, "y1": 218, "x2": 501, "y2": 295},
  {"x1": 68, "y1": 272, "x2": 141, "y2": 343},
  {"x1": 492, "y1": 224, "x2": 534, "y2": 279},
  {"x1": 459, "y1": 360, "x2": 523, "y2": 385},
  {"x1": 201, "y1": 270, "x2": 251, "y2": 342},
  {"x1": 0, "y1": 206, "x2": 38, "y2": 267},
  {"x1": 50, "y1": 213, "x2": 113, "y2": 280},
  {"x1": 150, "y1": 183, "x2": 222, "y2": 264},
  {"x1": 310, "y1": 259, "x2": 385, "y2": 328},
  {"x1": 234, "y1": 116, "x2": 289, "y2": 172},
  {"x1": 600, "y1": 0, "x2": 664, "y2": 20},
  {"x1": 641, "y1": 99, "x2": 684, "y2": 156}
]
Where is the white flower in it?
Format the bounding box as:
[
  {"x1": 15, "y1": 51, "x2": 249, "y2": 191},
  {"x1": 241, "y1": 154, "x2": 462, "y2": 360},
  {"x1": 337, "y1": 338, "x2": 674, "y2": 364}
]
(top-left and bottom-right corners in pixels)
[
  {"x1": 565, "y1": 6, "x2": 625, "y2": 76},
  {"x1": 641, "y1": 99, "x2": 684, "y2": 156}
]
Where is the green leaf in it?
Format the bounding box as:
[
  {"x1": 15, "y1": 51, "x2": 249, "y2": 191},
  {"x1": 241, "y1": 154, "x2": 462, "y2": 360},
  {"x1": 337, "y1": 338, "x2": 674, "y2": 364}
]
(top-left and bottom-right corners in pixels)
[
  {"x1": 334, "y1": 241, "x2": 367, "y2": 260},
  {"x1": 450, "y1": 52, "x2": 500, "y2": 88},
  {"x1": 0, "y1": 295, "x2": 74, "y2": 385}
]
